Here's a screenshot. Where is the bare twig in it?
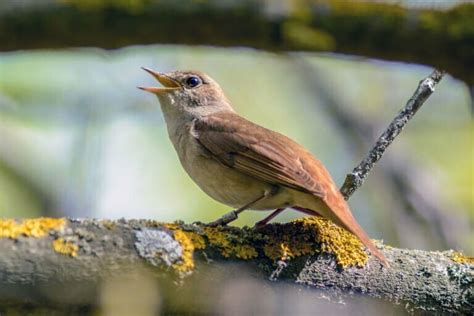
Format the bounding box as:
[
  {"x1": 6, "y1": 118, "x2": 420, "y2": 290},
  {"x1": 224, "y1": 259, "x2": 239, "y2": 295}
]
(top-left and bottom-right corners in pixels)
[
  {"x1": 340, "y1": 70, "x2": 445, "y2": 199},
  {"x1": 294, "y1": 61, "x2": 467, "y2": 249}
]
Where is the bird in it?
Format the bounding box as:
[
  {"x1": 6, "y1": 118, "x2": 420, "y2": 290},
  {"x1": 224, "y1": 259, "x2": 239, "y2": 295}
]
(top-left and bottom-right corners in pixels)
[{"x1": 139, "y1": 68, "x2": 388, "y2": 265}]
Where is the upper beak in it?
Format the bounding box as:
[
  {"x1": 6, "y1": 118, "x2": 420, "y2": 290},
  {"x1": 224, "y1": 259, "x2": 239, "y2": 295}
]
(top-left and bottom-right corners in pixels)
[{"x1": 138, "y1": 67, "x2": 181, "y2": 94}]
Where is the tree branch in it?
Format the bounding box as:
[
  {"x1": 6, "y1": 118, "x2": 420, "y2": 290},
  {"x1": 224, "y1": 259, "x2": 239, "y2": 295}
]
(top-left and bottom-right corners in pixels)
[
  {"x1": 0, "y1": 1, "x2": 472, "y2": 85},
  {"x1": 0, "y1": 218, "x2": 472, "y2": 314},
  {"x1": 340, "y1": 69, "x2": 445, "y2": 199},
  {"x1": 0, "y1": 67, "x2": 471, "y2": 313}
]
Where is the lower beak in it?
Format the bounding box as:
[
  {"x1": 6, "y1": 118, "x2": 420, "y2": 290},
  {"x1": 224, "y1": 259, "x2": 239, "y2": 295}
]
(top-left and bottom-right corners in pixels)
[{"x1": 138, "y1": 67, "x2": 181, "y2": 94}]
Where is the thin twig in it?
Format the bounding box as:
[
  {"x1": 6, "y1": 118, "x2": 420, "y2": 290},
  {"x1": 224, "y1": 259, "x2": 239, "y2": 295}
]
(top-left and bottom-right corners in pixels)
[
  {"x1": 293, "y1": 59, "x2": 465, "y2": 249},
  {"x1": 340, "y1": 69, "x2": 445, "y2": 199}
]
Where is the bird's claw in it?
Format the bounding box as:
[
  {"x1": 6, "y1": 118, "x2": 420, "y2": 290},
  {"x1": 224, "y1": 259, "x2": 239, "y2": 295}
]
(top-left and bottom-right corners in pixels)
[
  {"x1": 253, "y1": 221, "x2": 268, "y2": 229},
  {"x1": 207, "y1": 210, "x2": 238, "y2": 226}
]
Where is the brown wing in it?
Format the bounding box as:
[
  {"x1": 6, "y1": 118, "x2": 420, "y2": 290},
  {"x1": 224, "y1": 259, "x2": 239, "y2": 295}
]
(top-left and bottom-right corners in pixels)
[
  {"x1": 194, "y1": 112, "x2": 388, "y2": 265},
  {"x1": 193, "y1": 111, "x2": 326, "y2": 197}
]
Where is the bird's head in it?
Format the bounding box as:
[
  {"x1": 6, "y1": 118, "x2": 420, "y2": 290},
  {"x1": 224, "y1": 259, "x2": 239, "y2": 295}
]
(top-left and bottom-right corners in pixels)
[{"x1": 139, "y1": 68, "x2": 234, "y2": 117}]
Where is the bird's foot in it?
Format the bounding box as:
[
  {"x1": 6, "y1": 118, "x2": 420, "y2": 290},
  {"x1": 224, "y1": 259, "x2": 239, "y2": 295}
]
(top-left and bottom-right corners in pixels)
[
  {"x1": 253, "y1": 208, "x2": 286, "y2": 229},
  {"x1": 253, "y1": 219, "x2": 269, "y2": 229},
  {"x1": 207, "y1": 210, "x2": 238, "y2": 226}
]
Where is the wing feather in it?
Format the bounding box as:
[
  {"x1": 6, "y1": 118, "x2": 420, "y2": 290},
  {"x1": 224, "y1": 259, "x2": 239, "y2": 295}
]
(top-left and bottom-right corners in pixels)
[{"x1": 193, "y1": 112, "x2": 326, "y2": 197}]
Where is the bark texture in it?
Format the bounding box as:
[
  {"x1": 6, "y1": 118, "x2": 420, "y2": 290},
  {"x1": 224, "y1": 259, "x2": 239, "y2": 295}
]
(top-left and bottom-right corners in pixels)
[{"x1": 0, "y1": 218, "x2": 472, "y2": 314}]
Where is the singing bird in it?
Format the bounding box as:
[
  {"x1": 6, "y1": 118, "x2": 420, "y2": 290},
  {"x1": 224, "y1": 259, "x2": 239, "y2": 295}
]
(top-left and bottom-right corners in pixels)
[{"x1": 139, "y1": 68, "x2": 387, "y2": 265}]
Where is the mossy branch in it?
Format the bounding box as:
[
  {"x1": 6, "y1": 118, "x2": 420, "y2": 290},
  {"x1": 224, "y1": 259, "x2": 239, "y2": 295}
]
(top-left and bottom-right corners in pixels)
[
  {"x1": 0, "y1": 1, "x2": 472, "y2": 86},
  {"x1": 0, "y1": 218, "x2": 472, "y2": 314}
]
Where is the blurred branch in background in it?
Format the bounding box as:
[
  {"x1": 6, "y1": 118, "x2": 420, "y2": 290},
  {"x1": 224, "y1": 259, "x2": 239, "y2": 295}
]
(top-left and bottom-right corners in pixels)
[
  {"x1": 0, "y1": 0, "x2": 473, "y2": 91},
  {"x1": 294, "y1": 59, "x2": 469, "y2": 250}
]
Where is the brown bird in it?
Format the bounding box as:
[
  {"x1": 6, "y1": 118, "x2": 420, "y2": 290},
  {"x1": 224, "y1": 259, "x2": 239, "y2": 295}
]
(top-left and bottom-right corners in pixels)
[{"x1": 139, "y1": 68, "x2": 387, "y2": 265}]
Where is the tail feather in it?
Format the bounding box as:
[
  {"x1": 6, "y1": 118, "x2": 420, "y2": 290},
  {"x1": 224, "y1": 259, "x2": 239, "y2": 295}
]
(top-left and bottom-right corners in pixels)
[
  {"x1": 323, "y1": 193, "x2": 389, "y2": 266},
  {"x1": 337, "y1": 212, "x2": 389, "y2": 266}
]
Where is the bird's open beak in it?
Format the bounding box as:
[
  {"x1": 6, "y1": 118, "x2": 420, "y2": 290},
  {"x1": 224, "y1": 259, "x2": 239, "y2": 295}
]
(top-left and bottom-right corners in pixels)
[{"x1": 138, "y1": 67, "x2": 181, "y2": 94}]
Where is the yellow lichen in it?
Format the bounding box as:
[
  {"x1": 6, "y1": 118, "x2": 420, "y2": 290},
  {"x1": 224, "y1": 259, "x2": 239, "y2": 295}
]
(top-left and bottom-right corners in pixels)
[
  {"x1": 203, "y1": 227, "x2": 231, "y2": 256},
  {"x1": 203, "y1": 226, "x2": 258, "y2": 260},
  {"x1": 163, "y1": 223, "x2": 180, "y2": 230},
  {"x1": 53, "y1": 237, "x2": 79, "y2": 257},
  {"x1": 298, "y1": 217, "x2": 369, "y2": 268},
  {"x1": 102, "y1": 220, "x2": 116, "y2": 230},
  {"x1": 232, "y1": 244, "x2": 258, "y2": 259},
  {"x1": 262, "y1": 220, "x2": 316, "y2": 262},
  {"x1": 183, "y1": 231, "x2": 206, "y2": 250},
  {"x1": 171, "y1": 229, "x2": 206, "y2": 273},
  {"x1": 450, "y1": 251, "x2": 474, "y2": 265},
  {"x1": 263, "y1": 238, "x2": 314, "y2": 261},
  {"x1": 280, "y1": 243, "x2": 292, "y2": 260},
  {"x1": 261, "y1": 217, "x2": 368, "y2": 268},
  {"x1": 172, "y1": 230, "x2": 195, "y2": 272},
  {"x1": 264, "y1": 242, "x2": 298, "y2": 262},
  {"x1": 163, "y1": 216, "x2": 369, "y2": 271},
  {"x1": 0, "y1": 218, "x2": 66, "y2": 239}
]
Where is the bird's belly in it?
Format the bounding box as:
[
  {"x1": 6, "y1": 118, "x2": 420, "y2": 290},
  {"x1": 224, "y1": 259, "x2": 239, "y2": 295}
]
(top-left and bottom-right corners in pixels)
[
  {"x1": 170, "y1": 131, "x2": 294, "y2": 210},
  {"x1": 181, "y1": 154, "x2": 292, "y2": 210}
]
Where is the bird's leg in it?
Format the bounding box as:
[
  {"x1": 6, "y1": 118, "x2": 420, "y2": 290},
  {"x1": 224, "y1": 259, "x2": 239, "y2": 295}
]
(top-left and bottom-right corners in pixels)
[
  {"x1": 291, "y1": 206, "x2": 321, "y2": 217},
  {"x1": 208, "y1": 189, "x2": 274, "y2": 226},
  {"x1": 254, "y1": 208, "x2": 286, "y2": 228},
  {"x1": 254, "y1": 206, "x2": 321, "y2": 228}
]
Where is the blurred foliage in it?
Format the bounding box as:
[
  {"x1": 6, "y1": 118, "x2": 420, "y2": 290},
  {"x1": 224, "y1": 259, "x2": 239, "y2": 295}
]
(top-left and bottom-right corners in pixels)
[
  {"x1": 60, "y1": 0, "x2": 154, "y2": 12},
  {"x1": 0, "y1": 0, "x2": 473, "y2": 86},
  {"x1": 283, "y1": 21, "x2": 336, "y2": 50},
  {"x1": 0, "y1": 163, "x2": 42, "y2": 218}
]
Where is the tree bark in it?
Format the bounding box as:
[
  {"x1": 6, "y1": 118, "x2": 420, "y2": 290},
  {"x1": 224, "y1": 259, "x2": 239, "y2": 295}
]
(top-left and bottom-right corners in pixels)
[
  {"x1": 0, "y1": 0, "x2": 473, "y2": 85},
  {"x1": 0, "y1": 218, "x2": 472, "y2": 314}
]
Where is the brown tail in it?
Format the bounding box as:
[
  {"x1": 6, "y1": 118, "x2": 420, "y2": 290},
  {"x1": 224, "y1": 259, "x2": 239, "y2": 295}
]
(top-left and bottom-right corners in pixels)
[{"x1": 322, "y1": 193, "x2": 389, "y2": 266}]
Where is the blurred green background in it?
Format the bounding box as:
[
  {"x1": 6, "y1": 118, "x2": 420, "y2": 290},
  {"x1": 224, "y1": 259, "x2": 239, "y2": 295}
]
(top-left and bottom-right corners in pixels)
[{"x1": 1, "y1": 46, "x2": 472, "y2": 252}]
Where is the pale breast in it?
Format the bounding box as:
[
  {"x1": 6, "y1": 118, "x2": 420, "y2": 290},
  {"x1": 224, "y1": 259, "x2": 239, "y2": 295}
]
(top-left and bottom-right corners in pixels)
[{"x1": 172, "y1": 128, "x2": 292, "y2": 209}]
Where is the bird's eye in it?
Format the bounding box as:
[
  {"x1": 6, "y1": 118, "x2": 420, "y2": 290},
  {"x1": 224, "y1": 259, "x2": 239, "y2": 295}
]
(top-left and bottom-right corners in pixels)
[{"x1": 185, "y1": 76, "x2": 201, "y2": 88}]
